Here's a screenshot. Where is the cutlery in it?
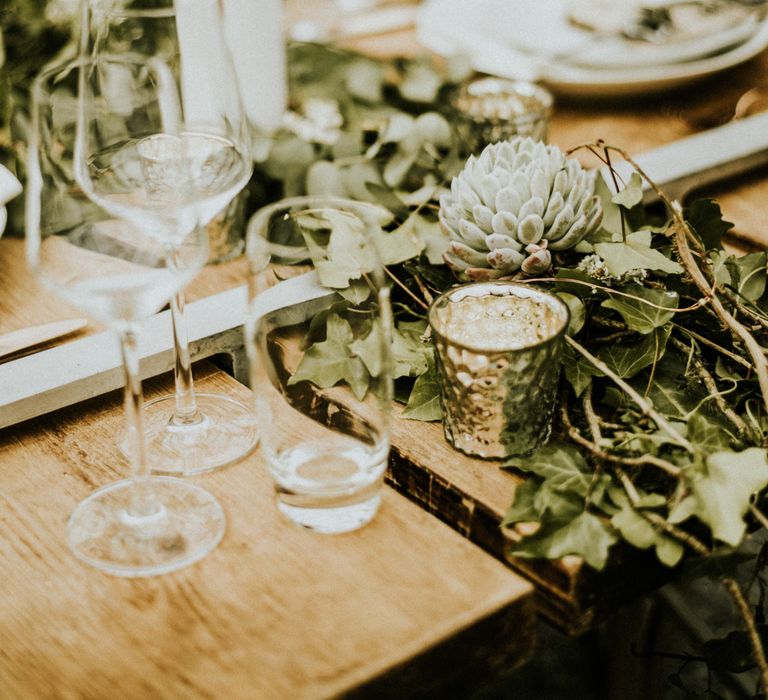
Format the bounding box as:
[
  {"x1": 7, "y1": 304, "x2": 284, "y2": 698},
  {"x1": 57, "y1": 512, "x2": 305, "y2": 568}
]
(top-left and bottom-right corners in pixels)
[{"x1": 0, "y1": 318, "x2": 88, "y2": 360}]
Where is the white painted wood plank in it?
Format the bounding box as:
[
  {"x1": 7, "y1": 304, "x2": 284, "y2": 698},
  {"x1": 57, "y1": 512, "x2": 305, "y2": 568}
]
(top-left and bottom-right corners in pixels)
[{"x1": 0, "y1": 272, "x2": 332, "y2": 430}]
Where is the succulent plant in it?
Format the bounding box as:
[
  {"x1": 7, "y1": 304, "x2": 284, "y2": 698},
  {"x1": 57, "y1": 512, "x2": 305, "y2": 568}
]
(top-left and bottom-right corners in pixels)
[{"x1": 439, "y1": 136, "x2": 603, "y2": 279}]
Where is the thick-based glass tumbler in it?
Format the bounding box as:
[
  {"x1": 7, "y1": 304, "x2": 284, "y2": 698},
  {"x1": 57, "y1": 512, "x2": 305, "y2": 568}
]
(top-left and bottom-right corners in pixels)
[{"x1": 245, "y1": 197, "x2": 393, "y2": 534}]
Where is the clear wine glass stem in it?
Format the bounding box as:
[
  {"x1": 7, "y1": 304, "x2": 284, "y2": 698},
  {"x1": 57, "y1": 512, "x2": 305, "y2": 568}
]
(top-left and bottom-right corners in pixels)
[
  {"x1": 119, "y1": 325, "x2": 161, "y2": 518},
  {"x1": 170, "y1": 288, "x2": 201, "y2": 425}
]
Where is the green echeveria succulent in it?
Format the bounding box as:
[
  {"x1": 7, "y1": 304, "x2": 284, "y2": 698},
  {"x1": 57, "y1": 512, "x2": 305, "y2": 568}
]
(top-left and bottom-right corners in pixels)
[{"x1": 439, "y1": 136, "x2": 603, "y2": 279}]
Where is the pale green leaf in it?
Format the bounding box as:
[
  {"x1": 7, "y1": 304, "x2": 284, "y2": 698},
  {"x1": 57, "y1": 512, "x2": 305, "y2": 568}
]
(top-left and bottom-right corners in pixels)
[
  {"x1": 344, "y1": 60, "x2": 383, "y2": 103},
  {"x1": 558, "y1": 293, "x2": 586, "y2": 335},
  {"x1": 502, "y1": 479, "x2": 541, "y2": 526},
  {"x1": 288, "y1": 315, "x2": 370, "y2": 400},
  {"x1": 598, "y1": 325, "x2": 671, "y2": 378},
  {"x1": 670, "y1": 449, "x2": 768, "y2": 546},
  {"x1": 728, "y1": 251, "x2": 767, "y2": 302},
  {"x1": 561, "y1": 345, "x2": 602, "y2": 397},
  {"x1": 611, "y1": 173, "x2": 644, "y2": 209},
  {"x1": 601, "y1": 284, "x2": 678, "y2": 334},
  {"x1": 509, "y1": 512, "x2": 618, "y2": 570},
  {"x1": 401, "y1": 358, "x2": 442, "y2": 421},
  {"x1": 505, "y1": 442, "x2": 592, "y2": 497},
  {"x1": 594, "y1": 238, "x2": 684, "y2": 277},
  {"x1": 377, "y1": 217, "x2": 425, "y2": 266},
  {"x1": 687, "y1": 412, "x2": 733, "y2": 452}
]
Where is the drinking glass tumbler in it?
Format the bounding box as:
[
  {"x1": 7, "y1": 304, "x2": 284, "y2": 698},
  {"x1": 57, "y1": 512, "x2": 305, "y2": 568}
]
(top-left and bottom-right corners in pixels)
[
  {"x1": 429, "y1": 281, "x2": 569, "y2": 459},
  {"x1": 245, "y1": 197, "x2": 393, "y2": 534}
]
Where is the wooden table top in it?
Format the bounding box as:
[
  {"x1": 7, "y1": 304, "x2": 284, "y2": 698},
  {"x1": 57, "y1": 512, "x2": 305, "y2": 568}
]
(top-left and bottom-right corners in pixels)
[
  {"x1": 0, "y1": 365, "x2": 534, "y2": 697},
  {"x1": 5, "y1": 2, "x2": 768, "y2": 691}
]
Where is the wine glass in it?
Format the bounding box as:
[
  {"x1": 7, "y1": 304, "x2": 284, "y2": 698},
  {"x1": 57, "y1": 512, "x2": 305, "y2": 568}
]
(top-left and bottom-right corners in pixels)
[
  {"x1": 26, "y1": 57, "x2": 226, "y2": 576},
  {"x1": 84, "y1": 0, "x2": 257, "y2": 475},
  {"x1": 245, "y1": 196, "x2": 393, "y2": 534}
]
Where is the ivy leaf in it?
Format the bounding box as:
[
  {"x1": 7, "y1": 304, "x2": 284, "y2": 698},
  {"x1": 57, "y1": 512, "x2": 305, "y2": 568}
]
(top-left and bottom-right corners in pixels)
[
  {"x1": 508, "y1": 512, "x2": 618, "y2": 570},
  {"x1": 609, "y1": 491, "x2": 684, "y2": 567},
  {"x1": 558, "y1": 292, "x2": 586, "y2": 335},
  {"x1": 377, "y1": 215, "x2": 426, "y2": 266},
  {"x1": 289, "y1": 315, "x2": 370, "y2": 400},
  {"x1": 687, "y1": 412, "x2": 733, "y2": 452},
  {"x1": 686, "y1": 199, "x2": 733, "y2": 250},
  {"x1": 553, "y1": 268, "x2": 603, "y2": 299},
  {"x1": 726, "y1": 251, "x2": 767, "y2": 302},
  {"x1": 594, "y1": 231, "x2": 684, "y2": 277},
  {"x1": 701, "y1": 630, "x2": 757, "y2": 674},
  {"x1": 314, "y1": 210, "x2": 376, "y2": 288},
  {"x1": 670, "y1": 448, "x2": 768, "y2": 546},
  {"x1": 561, "y1": 344, "x2": 603, "y2": 397},
  {"x1": 338, "y1": 279, "x2": 372, "y2": 304},
  {"x1": 391, "y1": 323, "x2": 430, "y2": 378},
  {"x1": 349, "y1": 322, "x2": 384, "y2": 378},
  {"x1": 598, "y1": 325, "x2": 671, "y2": 378},
  {"x1": 408, "y1": 214, "x2": 450, "y2": 265},
  {"x1": 402, "y1": 357, "x2": 441, "y2": 421},
  {"x1": 611, "y1": 172, "x2": 644, "y2": 208},
  {"x1": 502, "y1": 478, "x2": 542, "y2": 525},
  {"x1": 505, "y1": 442, "x2": 593, "y2": 497},
  {"x1": 601, "y1": 284, "x2": 678, "y2": 334}
]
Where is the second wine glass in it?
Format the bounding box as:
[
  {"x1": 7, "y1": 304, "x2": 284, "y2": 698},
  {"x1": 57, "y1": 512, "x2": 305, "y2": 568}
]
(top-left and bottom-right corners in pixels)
[{"x1": 86, "y1": 0, "x2": 258, "y2": 475}]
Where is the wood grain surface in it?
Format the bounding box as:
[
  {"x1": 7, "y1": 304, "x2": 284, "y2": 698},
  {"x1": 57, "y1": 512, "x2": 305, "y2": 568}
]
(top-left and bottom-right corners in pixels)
[{"x1": 0, "y1": 364, "x2": 535, "y2": 698}]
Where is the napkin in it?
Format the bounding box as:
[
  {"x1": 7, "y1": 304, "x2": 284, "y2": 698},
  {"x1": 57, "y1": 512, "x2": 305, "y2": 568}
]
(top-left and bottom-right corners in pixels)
[{"x1": 0, "y1": 164, "x2": 22, "y2": 237}]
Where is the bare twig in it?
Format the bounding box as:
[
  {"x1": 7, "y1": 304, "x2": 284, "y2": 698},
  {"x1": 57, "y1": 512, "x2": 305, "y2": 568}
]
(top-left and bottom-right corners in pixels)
[
  {"x1": 566, "y1": 336, "x2": 695, "y2": 454},
  {"x1": 669, "y1": 337, "x2": 752, "y2": 439},
  {"x1": 723, "y1": 577, "x2": 768, "y2": 693},
  {"x1": 674, "y1": 324, "x2": 752, "y2": 370},
  {"x1": 560, "y1": 401, "x2": 683, "y2": 478}
]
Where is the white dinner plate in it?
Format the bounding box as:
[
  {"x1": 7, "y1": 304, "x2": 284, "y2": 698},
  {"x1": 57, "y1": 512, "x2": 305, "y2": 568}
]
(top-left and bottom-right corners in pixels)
[{"x1": 417, "y1": 0, "x2": 768, "y2": 97}]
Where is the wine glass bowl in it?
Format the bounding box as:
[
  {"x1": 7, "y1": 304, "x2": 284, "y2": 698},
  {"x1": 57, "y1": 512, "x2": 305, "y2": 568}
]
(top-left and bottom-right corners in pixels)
[
  {"x1": 245, "y1": 196, "x2": 393, "y2": 534},
  {"x1": 82, "y1": 0, "x2": 258, "y2": 476},
  {"x1": 26, "y1": 57, "x2": 226, "y2": 577}
]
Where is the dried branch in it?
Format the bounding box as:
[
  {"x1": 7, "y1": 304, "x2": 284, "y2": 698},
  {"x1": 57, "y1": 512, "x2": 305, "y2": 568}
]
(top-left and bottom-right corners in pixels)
[
  {"x1": 566, "y1": 336, "x2": 694, "y2": 454},
  {"x1": 669, "y1": 337, "x2": 752, "y2": 439}
]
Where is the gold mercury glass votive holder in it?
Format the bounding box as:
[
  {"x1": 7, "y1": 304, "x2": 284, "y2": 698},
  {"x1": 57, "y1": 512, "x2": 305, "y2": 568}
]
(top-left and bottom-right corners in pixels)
[
  {"x1": 450, "y1": 77, "x2": 554, "y2": 154},
  {"x1": 429, "y1": 282, "x2": 570, "y2": 459}
]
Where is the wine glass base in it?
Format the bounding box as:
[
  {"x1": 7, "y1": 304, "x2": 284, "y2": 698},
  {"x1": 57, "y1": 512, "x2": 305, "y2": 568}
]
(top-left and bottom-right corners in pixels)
[
  {"x1": 67, "y1": 477, "x2": 226, "y2": 577},
  {"x1": 126, "y1": 393, "x2": 258, "y2": 476}
]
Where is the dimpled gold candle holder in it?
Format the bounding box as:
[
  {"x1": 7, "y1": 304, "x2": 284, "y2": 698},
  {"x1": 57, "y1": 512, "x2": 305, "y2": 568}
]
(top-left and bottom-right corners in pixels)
[
  {"x1": 429, "y1": 282, "x2": 569, "y2": 459},
  {"x1": 451, "y1": 78, "x2": 553, "y2": 155}
]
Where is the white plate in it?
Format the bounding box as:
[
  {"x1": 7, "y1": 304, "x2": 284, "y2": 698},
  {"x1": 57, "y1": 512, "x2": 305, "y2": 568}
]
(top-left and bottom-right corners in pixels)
[{"x1": 417, "y1": 0, "x2": 768, "y2": 97}]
